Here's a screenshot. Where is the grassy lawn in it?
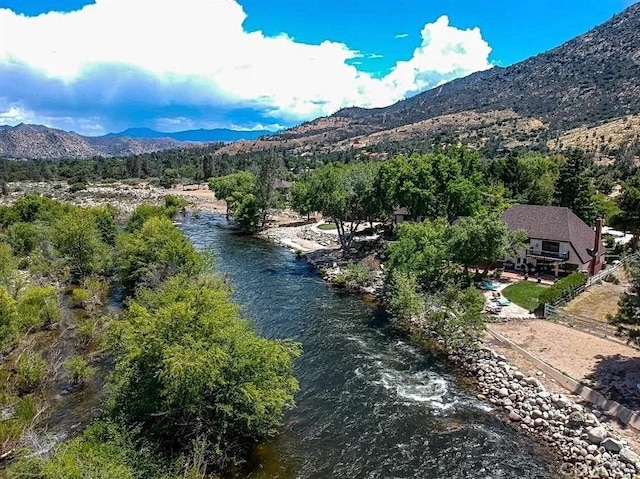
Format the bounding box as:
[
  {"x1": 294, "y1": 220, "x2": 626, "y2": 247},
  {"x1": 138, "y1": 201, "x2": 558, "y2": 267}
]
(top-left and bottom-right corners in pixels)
[
  {"x1": 501, "y1": 281, "x2": 549, "y2": 312},
  {"x1": 317, "y1": 222, "x2": 337, "y2": 230}
]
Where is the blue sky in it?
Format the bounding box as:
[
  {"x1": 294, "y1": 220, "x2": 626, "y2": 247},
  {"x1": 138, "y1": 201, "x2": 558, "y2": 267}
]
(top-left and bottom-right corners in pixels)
[{"x1": 0, "y1": 0, "x2": 636, "y2": 135}]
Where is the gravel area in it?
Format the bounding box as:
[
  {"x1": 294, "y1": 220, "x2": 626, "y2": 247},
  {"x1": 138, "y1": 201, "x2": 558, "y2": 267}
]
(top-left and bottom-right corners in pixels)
[{"x1": 490, "y1": 320, "x2": 640, "y2": 411}]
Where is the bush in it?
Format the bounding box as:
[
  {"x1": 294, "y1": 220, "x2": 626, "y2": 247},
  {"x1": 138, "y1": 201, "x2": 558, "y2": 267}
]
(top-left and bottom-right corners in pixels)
[
  {"x1": 107, "y1": 275, "x2": 301, "y2": 469},
  {"x1": 343, "y1": 262, "x2": 375, "y2": 287},
  {"x1": 0, "y1": 287, "x2": 20, "y2": 351},
  {"x1": 115, "y1": 216, "x2": 205, "y2": 294},
  {"x1": 64, "y1": 355, "x2": 95, "y2": 387},
  {"x1": 69, "y1": 182, "x2": 86, "y2": 193},
  {"x1": 13, "y1": 352, "x2": 48, "y2": 395},
  {"x1": 71, "y1": 287, "x2": 90, "y2": 308},
  {"x1": 5, "y1": 422, "x2": 137, "y2": 479},
  {"x1": 0, "y1": 395, "x2": 40, "y2": 459},
  {"x1": 604, "y1": 274, "x2": 620, "y2": 285},
  {"x1": 538, "y1": 272, "x2": 588, "y2": 306},
  {"x1": 17, "y1": 285, "x2": 61, "y2": 330}
]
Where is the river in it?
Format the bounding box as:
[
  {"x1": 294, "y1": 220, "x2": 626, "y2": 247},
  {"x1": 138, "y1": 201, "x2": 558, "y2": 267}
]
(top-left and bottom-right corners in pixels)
[{"x1": 181, "y1": 212, "x2": 558, "y2": 479}]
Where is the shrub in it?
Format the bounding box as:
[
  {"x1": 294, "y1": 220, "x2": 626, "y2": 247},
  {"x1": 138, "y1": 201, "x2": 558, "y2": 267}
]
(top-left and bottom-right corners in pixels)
[
  {"x1": 107, "y1": 275, "x2": 301, "y2": 469},
  {"x1": 64, "y1": 355, "x2": 95, "y2": 387},
  {"x1": 538, "y1": 272, "x2": 588, "y2": 306},
  {"x1": 71, "y1": 288, "x2": 90, "y2": 308},
  {"x1": 5, "y1": 422, "x2": 137, "y2": 479},
  {"x1": 343, "y1": 262, "x2": 375, "y2": 287},
  {"x1": 17, "y1": 285, "x2": 61, "y2": 330},
  {"x1": 69, "y1": 182, "x2": 86, "y2": 193},
  {"x1": 76, "y1": 316, "x2": 102, "y2": 348},
  {"x1": 13, "y1": 352, "x2": 48, "y2": 395},
  {"x1": 604, "y1": 274, "x2": 620, "y2": 285},
  {"x1": 0, "y1": 288, "x2": 20, "y2": 351}
]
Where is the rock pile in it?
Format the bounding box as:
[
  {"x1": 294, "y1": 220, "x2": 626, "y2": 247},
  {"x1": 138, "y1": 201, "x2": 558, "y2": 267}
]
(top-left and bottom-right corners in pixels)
[
  {"x1": 299, "y1": 225, "x2": 339, "y2": 248},
  {"x1": 450, "y1": 347, "x2": 640, "y2": 479}
]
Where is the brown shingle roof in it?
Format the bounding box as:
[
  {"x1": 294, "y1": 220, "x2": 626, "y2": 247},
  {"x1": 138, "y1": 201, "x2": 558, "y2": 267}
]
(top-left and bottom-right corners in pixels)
[{"x1": 501, "y1": 205, "x2": 602, "y2": 264}]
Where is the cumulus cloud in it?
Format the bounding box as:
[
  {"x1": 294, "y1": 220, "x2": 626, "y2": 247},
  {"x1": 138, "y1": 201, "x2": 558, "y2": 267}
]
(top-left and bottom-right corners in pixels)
[{"x1": 0, "y1": 0, "x2": 492, "y2": 134}]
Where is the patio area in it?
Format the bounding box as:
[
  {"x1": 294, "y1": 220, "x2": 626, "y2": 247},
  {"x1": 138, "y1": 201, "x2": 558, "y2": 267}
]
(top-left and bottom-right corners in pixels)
[{"x1": 480, "y1": 272, "x2": 554, "y2": 319}]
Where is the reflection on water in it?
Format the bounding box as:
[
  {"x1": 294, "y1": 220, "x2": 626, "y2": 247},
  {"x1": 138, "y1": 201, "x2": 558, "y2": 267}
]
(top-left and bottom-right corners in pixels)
[{"x1": 180, "y1": 212, "x2": 557, "y2": 479}]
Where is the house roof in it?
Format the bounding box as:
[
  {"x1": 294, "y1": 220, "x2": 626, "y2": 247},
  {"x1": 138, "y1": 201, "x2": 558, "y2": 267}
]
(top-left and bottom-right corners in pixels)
[
  {"x1": 501, "y1": 205, "x2": 602, "y2": 264},
  {"x1": 274, "y1": 179, "x2": 292, "y2": 190},
  {"x1": 393, "y1": 206, "x2": 409, "y2": 215}
]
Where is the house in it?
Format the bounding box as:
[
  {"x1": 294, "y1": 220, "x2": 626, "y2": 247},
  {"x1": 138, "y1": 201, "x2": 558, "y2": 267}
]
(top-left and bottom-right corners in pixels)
[
  {"x1": 392, "y1": 206, "x2": 410, "y2": 224},
  {"x1": 501, "y1": 205, "x2": 605, "y2": 277},
  {"x1": 274, "y1": 179, "x2": 292, "y2": 199}
]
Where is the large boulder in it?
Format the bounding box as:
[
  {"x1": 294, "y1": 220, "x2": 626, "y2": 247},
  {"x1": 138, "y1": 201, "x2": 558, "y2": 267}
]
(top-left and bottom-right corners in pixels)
[
  {"x1": 619, "y1": 447, "x2": 640, "y2": 465},
  {"x1": 587, "y1": 426, "x2": 608, "y2": 444},
  {"x1": 601, "y1": 437, "x2": 623, "y2": 453}
]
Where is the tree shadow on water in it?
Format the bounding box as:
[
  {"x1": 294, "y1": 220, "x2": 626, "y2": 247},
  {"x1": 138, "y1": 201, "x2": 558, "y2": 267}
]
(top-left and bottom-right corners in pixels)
[{"x1": 585, "y1": 354, "x2": 640, "y2": 411}]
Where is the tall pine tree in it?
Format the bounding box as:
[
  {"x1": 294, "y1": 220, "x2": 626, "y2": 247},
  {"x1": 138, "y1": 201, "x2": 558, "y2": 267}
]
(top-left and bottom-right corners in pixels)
[{"x1": 554, "y1": 150, "x2": 597, "y2": 225}]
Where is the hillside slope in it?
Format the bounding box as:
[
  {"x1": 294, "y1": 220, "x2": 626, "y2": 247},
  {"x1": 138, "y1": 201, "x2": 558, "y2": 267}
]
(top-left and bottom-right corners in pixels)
[
  {"x1": 244, "y1": 3, "x2": 640, "y2": 155},
  {"x1": 0, "y1": 124, "x2": 187, "y2": 159}
]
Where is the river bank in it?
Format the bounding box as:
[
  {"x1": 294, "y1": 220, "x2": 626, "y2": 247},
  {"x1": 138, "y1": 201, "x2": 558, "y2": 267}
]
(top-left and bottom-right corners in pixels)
[
  {"x1": 157, "y1": 191, "x2": 640, "y2": 478},
  {"x1": 256, "y1": 215, "x2": 640, "y2": 478}
]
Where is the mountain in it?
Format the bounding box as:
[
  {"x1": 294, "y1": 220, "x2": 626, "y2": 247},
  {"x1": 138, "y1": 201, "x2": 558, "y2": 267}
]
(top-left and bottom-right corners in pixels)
[
  {"x1": 0, "y1": 124, "x2": 193, "y2": 159},
  {"x1": 216, "y1": 3, "x2": 640, "y2": 157},
  {"x1": 0, "y1": 124, "x2": 99, "y2": 160},
  {"x1": 114, "y1": 127, "x2": 271, "y2": 142}
]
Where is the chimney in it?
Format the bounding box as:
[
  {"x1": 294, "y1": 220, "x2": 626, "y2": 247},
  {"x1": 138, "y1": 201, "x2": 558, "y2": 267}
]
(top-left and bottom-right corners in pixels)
[{"x1": 589, "y1": 218, "x2": 604, "y2": 275}]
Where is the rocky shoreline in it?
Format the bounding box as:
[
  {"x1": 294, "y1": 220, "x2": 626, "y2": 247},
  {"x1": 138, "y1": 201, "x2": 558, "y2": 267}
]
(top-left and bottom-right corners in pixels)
[{"x1": 450, "y1": 346, "x2": 640, "y2": 478}]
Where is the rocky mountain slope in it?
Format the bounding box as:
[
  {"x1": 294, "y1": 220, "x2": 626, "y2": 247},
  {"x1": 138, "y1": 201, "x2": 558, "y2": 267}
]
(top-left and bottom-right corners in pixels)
[
  {"x1": 0, "y1": 124, "x2": 188, "y2": 159},
  {"x1": 217, "y1": 3, "x2": 640, "y2": 157}
]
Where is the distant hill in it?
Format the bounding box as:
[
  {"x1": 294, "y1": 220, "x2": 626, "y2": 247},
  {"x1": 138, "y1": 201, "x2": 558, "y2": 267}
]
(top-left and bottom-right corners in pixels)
[
  {"x1": 215, "y1": 2, "x2": 640, "y2": 158},
  {"x1": 113, "y1": 127, "x2": 272, "y2": 142},
  {"x1": 0, "y1": 123, "x2": 260, "y2": 160},
  {"x1": 0, "y1": 123, "x2": 190, "y2": 159}
]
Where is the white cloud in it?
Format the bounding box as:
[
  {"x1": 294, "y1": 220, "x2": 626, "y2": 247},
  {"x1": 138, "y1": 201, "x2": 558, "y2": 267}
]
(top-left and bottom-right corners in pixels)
[
  {"x1": 394, "y1": 33, "x2": 410, "y2": 39},
  {"x1": 368, "y1": 53, "x2": 384, "y2": 59},
  {"x1": 0, "y1": 0, "x2": 493, "y2": 132}
]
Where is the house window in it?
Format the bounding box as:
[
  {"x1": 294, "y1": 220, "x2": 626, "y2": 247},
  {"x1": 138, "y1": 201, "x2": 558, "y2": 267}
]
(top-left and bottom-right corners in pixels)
[
  {"x1": 517, "y1": 258, "x2": 521, "y2": 264},
  {"x1": 541, "y1": 241, "x2": 560, "y2": 253}
]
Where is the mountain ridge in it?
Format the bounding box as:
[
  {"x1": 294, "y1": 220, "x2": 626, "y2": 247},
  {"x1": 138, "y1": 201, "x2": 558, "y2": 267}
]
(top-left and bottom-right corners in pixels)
[
  {"x1": 220, "y1": 2, "x2": 640, "y2": 157},
  {"x1": 0, "y1": 123, "x2": 275, "y2": 159},
  {"x1": 110, "y1": 127, "x2": 272, "y2": 142}
]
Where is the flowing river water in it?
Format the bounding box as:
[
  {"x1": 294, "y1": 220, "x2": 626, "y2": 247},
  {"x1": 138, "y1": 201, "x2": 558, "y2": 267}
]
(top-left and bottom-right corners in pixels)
[{"x1": 181, "y1": 212, "x2": 558, "y2": 479}]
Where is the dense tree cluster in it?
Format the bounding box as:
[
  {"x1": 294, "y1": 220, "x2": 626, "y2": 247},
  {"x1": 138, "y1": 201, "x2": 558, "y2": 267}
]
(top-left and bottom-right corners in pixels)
[{"x1": 1, "y1": 197, "x2": 300, "y2": 478}]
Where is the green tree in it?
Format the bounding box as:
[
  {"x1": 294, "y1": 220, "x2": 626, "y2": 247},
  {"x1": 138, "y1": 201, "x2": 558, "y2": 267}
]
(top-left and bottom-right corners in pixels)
[
  {"x1": 89, "y1": 205, "x2": 119, "y2": 246},
  {"x1": 302, "y1": 162, "x2": 379, "y2": 253},
  {"x1": 291, "y1": 180, "x2": 313, "y2": 220},
  {"x1": 115, "y1": 216, "x2": 204, "y2": 293},
  {"x1": 208, "y1": 171, "x2": 256, "y2": 217},
  {"x1": 386, "y1": 220, "x2": 454, "y2": 289},
  {"x1": 449, "y1": 212, "x2": 526, "y2": 275},
  {"x1": 254, "y1": 152, "x2": 283, "y2": 229},
  {"x1": 52, "y1": 209, "x2": 109, "y2": 278},
  {"x1": 554, "y1": 150, "x2": 597, "y2": 224},
  {"x1": 616, "y1": 172, "x2": 640, "y2": 249},
  {"x1": 375, "y1": 149, "x2": 482, "y2": 222},
  {"x1": 107, "y1": 275, "x2": 301, "y2": 469},
  {"x1": 611, "y1": 260, "x2": 640, "y2": 340}
]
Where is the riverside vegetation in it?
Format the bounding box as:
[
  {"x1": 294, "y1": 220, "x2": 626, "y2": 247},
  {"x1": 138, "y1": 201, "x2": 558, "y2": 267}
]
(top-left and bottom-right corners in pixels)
[{"x1": 0, "y1": 195, "x2": 300, "y2": 478}]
